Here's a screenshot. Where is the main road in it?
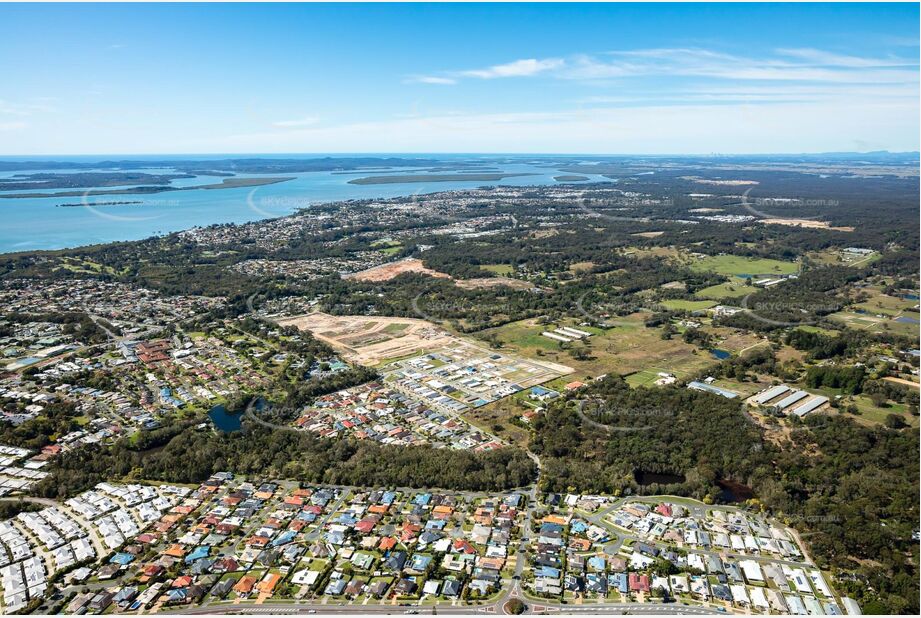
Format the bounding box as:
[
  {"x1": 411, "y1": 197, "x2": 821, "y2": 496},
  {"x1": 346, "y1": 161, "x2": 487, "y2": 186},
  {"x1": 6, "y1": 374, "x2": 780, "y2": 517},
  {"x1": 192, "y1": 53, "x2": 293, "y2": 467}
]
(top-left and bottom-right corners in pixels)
[{"x1": 164, "y1": 600, "x2": 717, "y2": 615}]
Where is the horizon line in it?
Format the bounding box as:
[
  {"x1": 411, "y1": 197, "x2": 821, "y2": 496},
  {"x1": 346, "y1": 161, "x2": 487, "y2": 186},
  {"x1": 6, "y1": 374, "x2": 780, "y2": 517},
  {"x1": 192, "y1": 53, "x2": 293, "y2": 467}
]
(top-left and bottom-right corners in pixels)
[{"x1": 1, "y1": 150, "x2": 919, "y2": 159}]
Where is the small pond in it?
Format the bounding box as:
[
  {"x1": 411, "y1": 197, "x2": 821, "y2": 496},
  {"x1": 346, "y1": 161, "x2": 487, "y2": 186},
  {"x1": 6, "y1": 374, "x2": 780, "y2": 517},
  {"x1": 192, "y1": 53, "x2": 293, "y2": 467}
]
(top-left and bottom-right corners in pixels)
[
  {"x1": 634, "y1": 470, "x2": 686, "y2": 486},
  {"x1": 208, "y1": 404, "x2": 243, "y2": 433}
]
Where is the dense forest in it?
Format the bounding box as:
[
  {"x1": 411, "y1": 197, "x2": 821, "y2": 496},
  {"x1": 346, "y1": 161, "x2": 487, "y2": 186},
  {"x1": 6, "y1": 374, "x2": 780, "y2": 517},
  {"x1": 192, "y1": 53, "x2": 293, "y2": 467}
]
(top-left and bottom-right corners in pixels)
[
  {"x1": 34, "y1": 420, "x2": 537, "y2": 498},
  {"x1": 759, "y1": 415, "x2": 920, "y2": 614},
  {"x1": 530, "y1": 375, "x2": 765, "y2": 498}
]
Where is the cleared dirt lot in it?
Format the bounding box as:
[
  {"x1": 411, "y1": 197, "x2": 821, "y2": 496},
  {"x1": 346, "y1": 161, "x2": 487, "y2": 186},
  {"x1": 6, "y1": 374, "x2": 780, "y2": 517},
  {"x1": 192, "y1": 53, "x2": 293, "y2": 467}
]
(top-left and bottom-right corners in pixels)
[
  {"x1": 884, "y1": 376, "x2": 920, "y2": 389},
  {"x1": 275, "y1": 312, "x2": 573, "y2": 391},
  {"x1": 454, "y1": 277, "x2": 535, "y2": 291},
  {"x1": 343, "y1": 256, "x2": 540, "y2": 295},
  {"x1": 760, "y1": 218, "x2": 855, "y2": 232},
  {"x1": 344, "y1": 257, "x2": 451, "y2": 282},
  {"x1": 276, "y1": 312, "x2": 456, "y2": 365}
]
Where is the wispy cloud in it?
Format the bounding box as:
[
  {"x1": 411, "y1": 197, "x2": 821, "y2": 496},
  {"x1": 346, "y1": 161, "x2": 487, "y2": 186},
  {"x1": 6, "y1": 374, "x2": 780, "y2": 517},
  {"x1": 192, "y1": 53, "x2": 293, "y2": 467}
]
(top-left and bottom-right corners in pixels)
[
  {"x1": 272, "y1": 117, "x2": 320, "y2": 128},
  {"x1": 0, "y1": 98, "x2": 56, "y2": 116},
  {"x1": 461, "y1": 58, "x2": 564, "y2": 79},
  {"x1": 0, "y1": 121, "x2": 28, "y2": 131},
  {"x1": 775, "y1": 47, "x2": 915, "y2": 68},
  {"x1": 406, "y1": 76, "x2": 457, "y2": 85},
  {"x1": 427, "y1": 47, "x2": 918, "y2": 86}
]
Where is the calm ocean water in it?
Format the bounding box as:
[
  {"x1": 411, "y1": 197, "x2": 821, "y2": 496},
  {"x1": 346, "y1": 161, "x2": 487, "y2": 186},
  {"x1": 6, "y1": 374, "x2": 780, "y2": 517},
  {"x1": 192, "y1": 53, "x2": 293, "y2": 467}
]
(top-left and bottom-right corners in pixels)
[{"x1": 0, "y1": 161, "x2": 611, "y2": 254}]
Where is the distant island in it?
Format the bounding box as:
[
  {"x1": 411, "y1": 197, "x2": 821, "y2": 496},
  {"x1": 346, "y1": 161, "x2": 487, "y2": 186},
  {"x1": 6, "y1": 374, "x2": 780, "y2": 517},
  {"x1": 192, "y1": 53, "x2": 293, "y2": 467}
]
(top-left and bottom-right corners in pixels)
[
  {"x1": 56, "y1": 200, "x2": 144, "y2": 208},
  {"x1": 0, "y1": 171, "x2": 194, "y2": 191},
  {"x1": 554, "y1": 175, "x2": 590, "y2": 182},
  {"x1": 0, "y1": 176, "x2": 296, "y2": 199},
  {"x1": 348, "y1": 172, "x2": 538, "y2": 185}
]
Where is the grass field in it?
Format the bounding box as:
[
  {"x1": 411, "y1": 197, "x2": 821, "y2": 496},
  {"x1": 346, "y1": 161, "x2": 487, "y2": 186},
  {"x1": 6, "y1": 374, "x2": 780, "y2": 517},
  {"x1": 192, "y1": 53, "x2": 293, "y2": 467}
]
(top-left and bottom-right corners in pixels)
[
  {"x1": 794, "y1": 325, "x2": 840, "y2": 336},
  {"x1": 660, "y1": 299, "x2": 718, "y2": 312},
  {"x1": 829, "y1": 311, "x2": 919, "y2": 338},
  {"x1": 694, "y1": 281, "x2": 753, "y2": 300},
  {"x1": 851, "y1": 293, "x2": 919, "y2": 317},
  {"x1": 849, "y1": 396, "x2": 918, "y2": 428},
  {"x1": 569, "y1": 261, "x2": 595, "y2": 274},
  {"x1": 689, "y1": 255, "x2": 799, "y2": 277},
  {"x1": 807, "y1": 248, "x2": 880, "y2": 268},
  {"x1": 480, "y1": 263, "x2": 514, "y2": 275},
  {"x1": 57, "y1": 256, "x2": 126, "y2": 276},
  {"x1": 465, "y1": 398, "x2": 533, "y2": 448},
  {"x1": 477, "y1": 315, "x2": 717, "y2": 383},
  {"x1": 625, "y1": 369, "x2": 668, "y2": 387}
]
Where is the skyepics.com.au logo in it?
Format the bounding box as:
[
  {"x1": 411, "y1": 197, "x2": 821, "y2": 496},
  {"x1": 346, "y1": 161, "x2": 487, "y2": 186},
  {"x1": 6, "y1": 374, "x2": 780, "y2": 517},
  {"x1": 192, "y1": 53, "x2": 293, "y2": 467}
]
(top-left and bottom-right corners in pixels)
[
  {"x1": 574, "y1": 397, "x2": 675, "y2": 432},
  {"x1": 739, "y1": 292, "x2": 841, "y2": 327},
  {"x1": 576, "y1": 195, "x2": 673, "y2": 222},
  {"x1": 79, "y1": 188, "x2": 180, "y2": 223},
  {"x1": 737, "y1": 187, "x2": 836, "y2": 220},
  {"x1": 411, "y1": 292, "x2": 511, "y2": 324},
  {"x1": 575, "y1": 291, "x2": 665, "y2": 326},
  {"x1": 246, "y1": 190, "x2": 312, "y2": 218}
]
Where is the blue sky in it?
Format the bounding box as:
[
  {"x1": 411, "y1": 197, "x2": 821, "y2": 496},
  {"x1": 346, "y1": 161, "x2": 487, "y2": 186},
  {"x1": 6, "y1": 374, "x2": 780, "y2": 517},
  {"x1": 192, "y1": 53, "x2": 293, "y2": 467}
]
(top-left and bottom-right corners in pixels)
[{"x1": 1, "y1": 2, "x2": 918, "y2": 155}]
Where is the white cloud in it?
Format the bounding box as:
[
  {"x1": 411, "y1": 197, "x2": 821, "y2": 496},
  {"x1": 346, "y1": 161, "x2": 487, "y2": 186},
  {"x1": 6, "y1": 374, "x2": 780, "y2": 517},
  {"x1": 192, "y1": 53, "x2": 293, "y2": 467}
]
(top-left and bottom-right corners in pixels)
[
  {"x1": 272, "y1": 117, "x2": 320, "y2": 128},
  {"x1": 461, "y1": 58, "x2": 564, "y2": 79},
  {"x1": 0, "y1": 121, "x2": 28, "y2": 131},
  {"x1": 775, "y1": 47, "x2": 915, "y2": 68},
  {"x1": 407, "y1": 76, "x2": 457, "y2": 85},
  {"x1": 437, "y1": 47, "x2": 918, "y2": 85}
]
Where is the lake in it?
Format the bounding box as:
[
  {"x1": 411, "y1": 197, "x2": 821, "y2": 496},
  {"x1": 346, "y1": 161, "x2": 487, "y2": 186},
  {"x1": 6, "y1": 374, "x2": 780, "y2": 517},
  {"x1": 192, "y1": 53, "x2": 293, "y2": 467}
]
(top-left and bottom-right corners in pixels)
[
  {"x1": 0, "y1": 159, "x2": 614, "y2": 254},
  {"x1": 710, "y1": 349, "x2": 731, "y2": 360},
  {"x1": 208, "y1": 404, "x2": 243, "y2": 433}
]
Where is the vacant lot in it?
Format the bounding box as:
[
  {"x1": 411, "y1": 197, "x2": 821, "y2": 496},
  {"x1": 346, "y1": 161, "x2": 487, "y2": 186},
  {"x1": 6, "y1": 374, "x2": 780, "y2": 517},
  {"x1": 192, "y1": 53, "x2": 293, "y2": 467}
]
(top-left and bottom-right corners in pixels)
[
  {"x1": 850, "y1": 290, "x2": 919, "y2": 317},
  {"x1": 829, "y1": 310, "x2": 919, "y2": 338},
  {"x1": 660, "y1": 299, "x2": 717, "y2": 312},
  {"x1": 276, "y1": 312, "x2": 457, "y2": 365},
  {"x1": 694, "y1": 281, "x2": 753, "y2": 300},
  {"x1": 454, "y1": 276, "x2": 534, "y2": 291},
  {"x1": 476, "y1": 314, "x2": 716, "y2": 382},
  {"x1": 480, "y1": 263, "x2": 514, "y2": 276},
  {"x1": 344, "y1": 257, "x2": 451, "y2": 282},
  {"x1": 689, "y1": 255, "x2": 799, "y2": 277}
]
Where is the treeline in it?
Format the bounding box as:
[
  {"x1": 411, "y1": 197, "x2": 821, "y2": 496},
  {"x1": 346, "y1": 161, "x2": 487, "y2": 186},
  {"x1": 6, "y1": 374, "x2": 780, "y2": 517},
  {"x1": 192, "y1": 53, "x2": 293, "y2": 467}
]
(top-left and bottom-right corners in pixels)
[
  {"x1": 282, "y1": 365, "x2": 379, "y2": 408},
  {"x1": 0, "y1": 401, "x2": 80, "y2": 450},
  {"x1": 786, "y1": 327, "x2": 914, "y2": 361},
  {"x1": 804, "y1": 365, "x2": 865, "y2": 394},
  {"x1": 755, "y1": 415, "x2": 919, "y2": 614},
  {"x1": 34, "y1": 421, "x2": 536, "y2": 499},
  {"x1": 0, "y1": 500, "x2": 43, "y2": 520},
  {"x1": 704, "y1": 346, "x2": 782, "y2": 382},
  {"x1": 530, "y1": 375, "x2": 765, "y2": 498}
]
